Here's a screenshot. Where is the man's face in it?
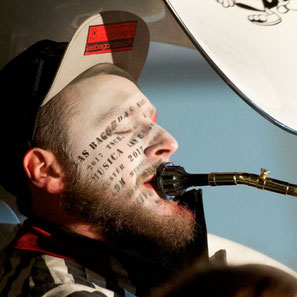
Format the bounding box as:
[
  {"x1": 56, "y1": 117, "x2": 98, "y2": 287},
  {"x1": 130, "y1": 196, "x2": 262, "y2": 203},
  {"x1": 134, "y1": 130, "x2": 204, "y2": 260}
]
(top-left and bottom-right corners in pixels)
[{"x1": 61, "y1": 70, "x2": 195, "y2": 251}]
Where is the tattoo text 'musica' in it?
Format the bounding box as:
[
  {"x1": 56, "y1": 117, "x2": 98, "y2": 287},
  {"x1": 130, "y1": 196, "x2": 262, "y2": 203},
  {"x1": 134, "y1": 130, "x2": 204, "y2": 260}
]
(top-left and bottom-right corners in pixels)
[{"x1": 76, "y1": 109, "x2": 132, "y2": 164}]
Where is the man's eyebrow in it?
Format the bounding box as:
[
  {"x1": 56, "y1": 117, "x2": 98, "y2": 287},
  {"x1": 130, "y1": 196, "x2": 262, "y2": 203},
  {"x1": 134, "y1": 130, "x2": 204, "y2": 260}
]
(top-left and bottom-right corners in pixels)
[{"x1": 93, "y1": 105, "x2": 133, "y2": 127}]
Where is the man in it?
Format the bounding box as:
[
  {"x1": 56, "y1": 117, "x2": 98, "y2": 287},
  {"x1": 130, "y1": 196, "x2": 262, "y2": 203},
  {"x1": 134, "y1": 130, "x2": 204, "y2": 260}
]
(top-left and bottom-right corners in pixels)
[{"x1": 0, "y1": 11, "x2": 208, "y2": 297}]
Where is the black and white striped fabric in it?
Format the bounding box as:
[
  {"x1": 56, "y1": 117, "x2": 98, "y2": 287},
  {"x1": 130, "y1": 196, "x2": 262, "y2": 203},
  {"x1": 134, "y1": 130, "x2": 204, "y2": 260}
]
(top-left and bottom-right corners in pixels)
[{"x1": 0, "y1": 249, "x2": 135, "y2": 297}]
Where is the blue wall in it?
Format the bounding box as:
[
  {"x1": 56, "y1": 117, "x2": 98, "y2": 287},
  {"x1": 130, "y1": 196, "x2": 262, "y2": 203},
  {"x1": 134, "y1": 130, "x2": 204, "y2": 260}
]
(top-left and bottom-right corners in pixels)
[{"x1": 139, "y1": 42, "x2": 297, "y2": 271}]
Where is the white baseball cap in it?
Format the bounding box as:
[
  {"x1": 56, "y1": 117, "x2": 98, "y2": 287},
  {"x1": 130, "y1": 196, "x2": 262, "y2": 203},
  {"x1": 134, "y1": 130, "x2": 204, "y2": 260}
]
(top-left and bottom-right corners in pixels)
[{"x1": 42, "y1": 10, "x2": 150, "y2": 106}]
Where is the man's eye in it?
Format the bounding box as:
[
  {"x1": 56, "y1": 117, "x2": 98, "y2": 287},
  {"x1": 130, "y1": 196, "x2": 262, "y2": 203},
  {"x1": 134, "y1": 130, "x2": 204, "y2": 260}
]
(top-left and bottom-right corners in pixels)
[{"x1": 114, "y1": 129, "x2": 132, "y2": 135}]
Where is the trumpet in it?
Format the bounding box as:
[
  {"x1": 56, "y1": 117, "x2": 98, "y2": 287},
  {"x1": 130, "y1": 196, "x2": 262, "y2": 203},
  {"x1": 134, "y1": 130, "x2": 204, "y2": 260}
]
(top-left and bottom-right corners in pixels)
[{"x1": 155, "y1": 163, "x2": 297, "y2": 200}]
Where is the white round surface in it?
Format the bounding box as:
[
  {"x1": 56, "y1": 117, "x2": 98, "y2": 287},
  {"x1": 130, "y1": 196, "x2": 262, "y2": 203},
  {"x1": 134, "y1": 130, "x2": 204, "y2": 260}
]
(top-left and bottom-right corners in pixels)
[{"x1": 165, "y1": 0, "x2": 297, "y2": 134}]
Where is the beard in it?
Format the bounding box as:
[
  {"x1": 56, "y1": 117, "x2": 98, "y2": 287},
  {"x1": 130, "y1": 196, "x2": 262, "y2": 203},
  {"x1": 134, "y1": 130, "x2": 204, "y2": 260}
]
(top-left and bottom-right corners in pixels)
[{"x1": 61, "y1": 161, "x2": 196, "y2": 253}]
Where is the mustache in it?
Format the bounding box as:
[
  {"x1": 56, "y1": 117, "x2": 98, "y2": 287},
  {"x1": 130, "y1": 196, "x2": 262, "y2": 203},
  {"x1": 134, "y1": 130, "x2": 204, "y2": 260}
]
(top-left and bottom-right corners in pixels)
[{"x1": 135, "y1": 160, "x2": 164, "y2": 186}]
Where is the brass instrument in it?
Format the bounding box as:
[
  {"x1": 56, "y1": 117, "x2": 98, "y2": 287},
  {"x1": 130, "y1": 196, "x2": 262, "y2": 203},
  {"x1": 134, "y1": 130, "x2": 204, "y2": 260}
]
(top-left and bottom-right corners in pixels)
[{"x1": 156, "y1": 163, "x2": 297, "y2": 200}]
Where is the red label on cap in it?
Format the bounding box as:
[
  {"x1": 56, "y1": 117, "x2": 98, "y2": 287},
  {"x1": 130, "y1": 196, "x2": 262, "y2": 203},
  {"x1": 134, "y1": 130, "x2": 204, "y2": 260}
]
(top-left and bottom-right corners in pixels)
[{"x1": 85, "y1": 21, "x2": 137, "y2": 55}]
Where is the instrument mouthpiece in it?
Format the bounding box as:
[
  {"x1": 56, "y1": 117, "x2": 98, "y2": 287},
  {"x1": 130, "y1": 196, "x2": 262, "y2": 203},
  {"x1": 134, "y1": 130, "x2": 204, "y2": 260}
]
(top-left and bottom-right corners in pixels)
[{"x1": 155, "y1": 163, "x2": 209, "y2": 199}]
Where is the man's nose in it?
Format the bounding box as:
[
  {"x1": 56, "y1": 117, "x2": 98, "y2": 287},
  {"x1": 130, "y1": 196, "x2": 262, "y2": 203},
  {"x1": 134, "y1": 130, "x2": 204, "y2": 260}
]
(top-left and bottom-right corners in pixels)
[{"x1": 143, "y1": 127, "x2": 178, "y2": 159}]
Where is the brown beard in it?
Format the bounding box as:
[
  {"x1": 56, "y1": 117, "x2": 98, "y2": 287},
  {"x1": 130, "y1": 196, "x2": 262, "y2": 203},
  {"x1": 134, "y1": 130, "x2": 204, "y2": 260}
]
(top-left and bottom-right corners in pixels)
[{"x1": 61, "y1": 162, "x2": 196, "y2": 253}]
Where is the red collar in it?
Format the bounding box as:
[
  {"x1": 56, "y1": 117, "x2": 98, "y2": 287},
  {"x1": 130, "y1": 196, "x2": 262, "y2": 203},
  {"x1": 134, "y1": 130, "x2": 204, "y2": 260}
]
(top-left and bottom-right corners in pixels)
[{"x1": 13, "y1": 225, "x2": 76, "y2": 262}]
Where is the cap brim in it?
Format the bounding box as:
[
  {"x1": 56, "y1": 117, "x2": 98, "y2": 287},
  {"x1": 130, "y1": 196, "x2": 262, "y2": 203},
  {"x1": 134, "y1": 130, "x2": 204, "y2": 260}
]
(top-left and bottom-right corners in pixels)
[{"x1": 41, "y1": 10, "x2": 150, "y2": 106}]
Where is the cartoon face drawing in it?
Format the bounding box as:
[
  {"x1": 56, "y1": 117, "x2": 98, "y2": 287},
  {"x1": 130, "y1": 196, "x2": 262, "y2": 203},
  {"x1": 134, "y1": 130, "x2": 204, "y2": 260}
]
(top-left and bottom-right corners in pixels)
[{"x1": 217, "y1": 0, "x2": 297, "y2": 25}]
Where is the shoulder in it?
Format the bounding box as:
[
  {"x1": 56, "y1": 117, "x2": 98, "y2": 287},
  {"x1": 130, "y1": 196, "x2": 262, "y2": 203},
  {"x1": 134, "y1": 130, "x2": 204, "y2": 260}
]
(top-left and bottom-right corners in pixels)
[
  {"x1": 1, "y1": 251, "x2": 129, "y2": 297},
  {"x1": 30, "y1": 254, "x2": 125, "y2": 297}
]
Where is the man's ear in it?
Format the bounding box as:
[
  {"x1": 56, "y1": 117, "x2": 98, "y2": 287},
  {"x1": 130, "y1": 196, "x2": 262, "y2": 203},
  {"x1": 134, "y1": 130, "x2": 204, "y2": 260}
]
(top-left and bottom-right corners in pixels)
[{"x1": 23, "y1": 148, "x2": 65, "y2": 194}]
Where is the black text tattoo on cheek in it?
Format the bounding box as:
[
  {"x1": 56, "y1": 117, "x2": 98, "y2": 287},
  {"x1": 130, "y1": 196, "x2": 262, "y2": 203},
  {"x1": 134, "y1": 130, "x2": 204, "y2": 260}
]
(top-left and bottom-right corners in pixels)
[
  {"x1": 128, "y1": 146, "x2": 143, "y2": 163},
  {"x1": 76, "y1": 106, "x2": 134, "y2": 164},
  {"x1": 73, "y1": 99, "x2": 155, "y2": 196},
  {"x1": 90, "y1": 148, "x2": 124, "y2": 180},
  {"x1": 101, "y1": 169, "x2": 126, "y2": 194}
]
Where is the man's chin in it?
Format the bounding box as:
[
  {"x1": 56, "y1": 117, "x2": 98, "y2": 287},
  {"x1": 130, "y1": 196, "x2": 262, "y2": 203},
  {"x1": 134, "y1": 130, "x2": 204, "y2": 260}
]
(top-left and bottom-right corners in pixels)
[
  {"x1": 134, "y1": 195, "x2": 196, "y2": 251},
  {"x1": 151, "y1": 199, "x2": 188, "y2": 218},
  {"x1": 140, "y1": 187, "x2": 193, "y2": 217}
]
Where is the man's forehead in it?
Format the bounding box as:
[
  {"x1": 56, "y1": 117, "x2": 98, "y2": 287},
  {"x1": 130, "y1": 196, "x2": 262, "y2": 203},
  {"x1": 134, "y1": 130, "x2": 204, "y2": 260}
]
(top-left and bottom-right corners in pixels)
[
  {"x1": 66, "y1": 72, "x2": 153, "y2": 122},
  {"x1": 71, "y1": 63, "x2": 137, "y2": 88},
  {"x1": 99, "y1": 94, "x2": 155, "y2": 122}
]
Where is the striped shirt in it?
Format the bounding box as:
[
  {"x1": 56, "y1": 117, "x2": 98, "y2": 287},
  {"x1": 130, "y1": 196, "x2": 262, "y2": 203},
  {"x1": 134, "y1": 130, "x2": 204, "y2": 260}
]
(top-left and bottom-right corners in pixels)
[{"x1": 0, "y1": 250, "x2": 134, "y2": 297}]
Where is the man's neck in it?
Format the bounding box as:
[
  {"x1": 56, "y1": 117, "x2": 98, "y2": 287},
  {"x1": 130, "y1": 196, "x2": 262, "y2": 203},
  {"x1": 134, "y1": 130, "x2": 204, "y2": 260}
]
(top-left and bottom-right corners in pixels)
[{"x1": 62, "y1": 220, "x2": 108, "y2": 242}]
